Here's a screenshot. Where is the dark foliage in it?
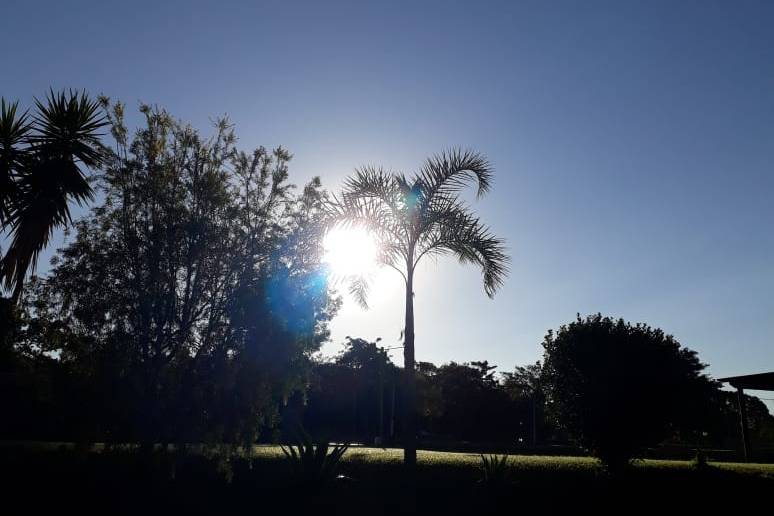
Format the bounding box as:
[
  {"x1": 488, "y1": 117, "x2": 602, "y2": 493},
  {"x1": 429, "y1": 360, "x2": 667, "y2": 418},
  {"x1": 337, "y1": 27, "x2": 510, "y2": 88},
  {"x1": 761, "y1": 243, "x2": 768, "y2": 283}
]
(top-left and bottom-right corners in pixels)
[
  {"x1": 3, "y1": 94, "x2": 772, "y2": 490},
  {"x1": 303, "y1": 345, "x2": 546, "y2": 448},
  {"x1": 541, "y1": 314, "x2": 718, "y2": 470},
  {"x1": 2, "y1": 100, "x2": 337, "y2": 446},
  {"x1": 302, "y1": 337, "x2": 399, "y2": 444},
  {"x1": 695, "y1": 389, "x2": 774, "y2": 452},
  {"x1": 280, "y1": 431, "x2": 350, "y2": 488},
  {"x1": 478, "y1": 454, "x2": 513, "y2": 488},
  {"x1": 2, "y1": 445, "x2": 772, "y2": 515},
  {"x1": 419, "y1": 361, "x2": 523, "y2": 443},
  {"x1": 0, "y1": 90, "x2": 107, "y2": 300}
]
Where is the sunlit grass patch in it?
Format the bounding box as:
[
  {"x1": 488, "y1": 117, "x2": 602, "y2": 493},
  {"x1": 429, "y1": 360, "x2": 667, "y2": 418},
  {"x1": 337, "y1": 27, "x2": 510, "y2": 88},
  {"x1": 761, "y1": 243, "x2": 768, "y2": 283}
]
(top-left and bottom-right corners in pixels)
[
  {"x1": 10, "y1": 442, "x2": 774, "y2": 479},
  {"x1": 290, "y1": 446, "x2": 774, "y2": 477}
]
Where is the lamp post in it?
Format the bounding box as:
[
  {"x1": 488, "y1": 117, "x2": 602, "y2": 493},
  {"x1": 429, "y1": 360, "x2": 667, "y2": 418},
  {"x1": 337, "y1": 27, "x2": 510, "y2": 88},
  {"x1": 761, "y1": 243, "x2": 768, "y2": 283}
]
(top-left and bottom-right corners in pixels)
[{"x1": 376, "y1": 344, "x2": 403, "y2": 447}]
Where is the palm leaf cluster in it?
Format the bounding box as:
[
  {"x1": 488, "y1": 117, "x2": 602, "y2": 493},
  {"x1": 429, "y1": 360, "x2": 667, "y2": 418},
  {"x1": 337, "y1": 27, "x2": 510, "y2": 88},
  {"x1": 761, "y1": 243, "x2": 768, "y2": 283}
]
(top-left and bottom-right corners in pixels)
[
  {"x1": 479, "y1": 454, "x2": 513, "y2": 487},
  {"x1": 280, "y1": 431, "x2": 350, "y2": 488},
  {"x1": 325, "y1": 148, "x2": 509, "y2": 307},
  {"x1": 0, "y1": 89, "x2": 106, "y2": 300}
]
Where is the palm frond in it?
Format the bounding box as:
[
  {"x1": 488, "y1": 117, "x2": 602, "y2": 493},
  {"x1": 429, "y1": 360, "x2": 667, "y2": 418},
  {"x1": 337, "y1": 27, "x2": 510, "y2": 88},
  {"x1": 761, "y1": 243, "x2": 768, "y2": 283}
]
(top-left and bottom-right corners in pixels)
[
  {"x1": 31, "y1": 88, "x2": 107, "y2": 167},
  {"x1": 343, "y1": 166, "x2": 400, "y2": 201},
  {"x1": 415, "y1": 206, "x2": 509, "y2": 298},
  {"x1": 325, "y1": 148, "x2": 508, "y2": 308},
  {"x1": 327, "y1": 194, "x2": 396, "y2": 235},
  {"x1": 417, "y1": 148, "x2": 493, "y2": 202},
  {"x1": 375, "y1": 241, "x2": 405, "y2": 272},
  {"x1": 0, "y1": 158, "x2": 90, "y2": 298},
  {"x1": 0, "y1": 98, "x2": 32, "y2": 224},
  {"x1": 347, "y1": 275, "x2": 371, "y2": 309},
  {"x1": 0, "y1": 90, "x2": 107, "y2": 300},
  {"x1": 340, "y1": 165, "x2": 410, "y2": 231}
]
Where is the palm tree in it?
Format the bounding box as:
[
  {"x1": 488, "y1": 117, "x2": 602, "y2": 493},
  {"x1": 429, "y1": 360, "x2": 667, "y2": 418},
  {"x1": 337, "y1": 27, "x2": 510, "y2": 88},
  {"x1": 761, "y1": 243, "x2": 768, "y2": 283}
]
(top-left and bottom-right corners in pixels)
[
  {"x1": 0, "y1": 89, "x2": 106, "y2": 301},
  {"x1": 326, "y1": 149, "x2": 509, "y2": 468}
]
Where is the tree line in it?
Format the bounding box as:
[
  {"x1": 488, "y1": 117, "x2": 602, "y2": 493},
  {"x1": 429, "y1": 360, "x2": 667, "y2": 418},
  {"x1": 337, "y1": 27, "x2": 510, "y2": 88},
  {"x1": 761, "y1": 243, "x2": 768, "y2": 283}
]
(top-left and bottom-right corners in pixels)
[
  {"x1": 2, "y1": 92, "x2": 772, "y2": 470},
  {"x1": 2, "y1": 93, "x2": 336, "y2": 448}
]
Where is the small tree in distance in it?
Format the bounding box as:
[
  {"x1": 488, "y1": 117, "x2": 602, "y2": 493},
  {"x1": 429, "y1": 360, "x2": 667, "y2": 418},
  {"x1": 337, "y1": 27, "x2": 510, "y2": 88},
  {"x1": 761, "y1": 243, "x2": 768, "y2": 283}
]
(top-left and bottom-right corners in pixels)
[{"x1": 542, "y1": 313, "x2": 716, "y2": 471}]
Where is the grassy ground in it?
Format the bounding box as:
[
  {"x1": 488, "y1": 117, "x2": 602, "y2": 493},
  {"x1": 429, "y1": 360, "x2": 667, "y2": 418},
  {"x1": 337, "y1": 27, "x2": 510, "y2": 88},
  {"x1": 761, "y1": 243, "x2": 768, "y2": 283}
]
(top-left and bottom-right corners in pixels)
[
  {"x1": 252, "y1": 443, "x2": 774, "y2": 473},
  {"x1": 3, "y1": 443, "x2": 774, "y2": 514},
  {"x1": 12, "y1": 441, "x2": 774, "y2": 473}
]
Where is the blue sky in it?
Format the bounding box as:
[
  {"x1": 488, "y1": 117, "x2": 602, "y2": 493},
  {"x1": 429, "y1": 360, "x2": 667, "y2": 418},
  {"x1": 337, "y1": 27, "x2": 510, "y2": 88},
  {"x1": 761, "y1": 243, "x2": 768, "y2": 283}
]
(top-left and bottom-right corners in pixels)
[{"x1": 2, "y1": 1, "x2": 773, "y2": 399}]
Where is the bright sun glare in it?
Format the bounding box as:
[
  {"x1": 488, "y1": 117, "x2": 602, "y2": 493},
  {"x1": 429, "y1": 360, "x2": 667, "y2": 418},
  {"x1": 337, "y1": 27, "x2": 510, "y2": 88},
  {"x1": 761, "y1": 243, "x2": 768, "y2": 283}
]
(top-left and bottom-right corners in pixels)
[{"x1": 323, "y1": 226, "x2": 378, "y2": 277}]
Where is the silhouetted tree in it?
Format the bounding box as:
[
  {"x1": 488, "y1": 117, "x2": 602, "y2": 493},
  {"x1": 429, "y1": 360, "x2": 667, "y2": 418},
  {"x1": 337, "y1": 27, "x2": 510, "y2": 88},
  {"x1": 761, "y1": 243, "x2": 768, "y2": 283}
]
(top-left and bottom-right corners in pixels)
[
  {"x1": 502, "y1": 361, "x2": 542, "y2": 401},
  {"x1": 0, "y1": 90, "x2": 107, "y2": 301},
  {"x1": 14, "y1": 100, "x2": 336, "y2": 446},
  {"x1": 325, "y1": 149, "x2": 509, "y2": 468},
  {"x1": 0, "y1": 298, "x2": 17, "y2": 362},
  {"x1": 432, "y1": 361, "x2": 514, "y2": 442},
  {"x1": 541, "y1": 314, "x2": 716, "y2": 470},
  {"x1": 697, "y1": 389, "x2": 774, "y2": 451},
  {"x1": 336, "y1": 336, "x2": 389, "y2": 370},
  {"x1": 502, "y1": 361, "x2": 546, "y2": 445},
  {"x1": 303, "y1": 337, "x2": 398, "y2": 443}
]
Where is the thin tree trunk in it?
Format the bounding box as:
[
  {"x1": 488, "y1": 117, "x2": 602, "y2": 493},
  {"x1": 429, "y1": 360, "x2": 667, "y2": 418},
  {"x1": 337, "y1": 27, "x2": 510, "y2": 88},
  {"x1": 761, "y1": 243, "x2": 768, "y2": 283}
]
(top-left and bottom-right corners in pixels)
[{"x1": 403, "y1": 270, "x2": 416, "y2": 469}]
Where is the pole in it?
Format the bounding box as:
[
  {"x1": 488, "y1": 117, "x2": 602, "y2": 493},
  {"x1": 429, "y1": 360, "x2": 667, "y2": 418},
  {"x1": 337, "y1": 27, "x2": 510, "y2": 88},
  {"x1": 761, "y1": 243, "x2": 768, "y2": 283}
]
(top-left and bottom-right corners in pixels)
[
  {"x1": 378, "y1": 357, "x2": 385, "y2": 445},
  {"x1": 737, "y1": 387, "x2": 752, "y2": 462},
  {"x1": 390, "y1": 381, "x2": 396, "y2": 440},
  {"x1": 531, "y1": 394, "x2": 537, "y2": 447}
]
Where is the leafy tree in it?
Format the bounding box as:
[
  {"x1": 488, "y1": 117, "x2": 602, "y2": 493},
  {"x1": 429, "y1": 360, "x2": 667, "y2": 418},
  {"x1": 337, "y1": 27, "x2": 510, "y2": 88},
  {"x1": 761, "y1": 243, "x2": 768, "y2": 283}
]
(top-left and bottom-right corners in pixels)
[
  {"x1": 0, "y1": 90, "x2": 107, "y2": 301},
  {"x1": 304, "y1": 337, "x2": 397, "y2": 443},
  {"x1": 16, "y1": 100, "x2": 336, "y2": 446},
  {"x1": 336, "y1": 336, "x2": 389, "y2": 370},
  {"x1": 697, "y1": 390, "x2": 774, "y2": 451},
  {"x1": 541, "y1": 314, "x2": 716, "y2": 470},
  {"x1": 326, "y1": 149, "x2": 509, "y2": 468},
  {"x1": 502, "y1": 361, "x2": 546, "y2": 445},
  {"x1": 502, "y1": 361, "x2": 543, "y2": 401},
  {"x1": 0, "y1": 298, "x2": 17, "y2": 363},
  {"x1": 418, "y1": 360, "x2": 517, "y2": 443}
]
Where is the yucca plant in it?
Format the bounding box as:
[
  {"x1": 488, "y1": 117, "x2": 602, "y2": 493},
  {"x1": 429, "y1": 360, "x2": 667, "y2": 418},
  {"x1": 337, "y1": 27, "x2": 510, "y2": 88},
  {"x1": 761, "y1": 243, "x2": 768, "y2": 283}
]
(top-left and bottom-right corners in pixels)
[
  {"x1": 280, "y1": 432, "x2": 350, "y2": 489},
  {"x1": 0, "y1": 89, "x2": 107, "y2": 301},
  {"x1": 478, "y1": 454, "x2": 513, "y2": 488}
]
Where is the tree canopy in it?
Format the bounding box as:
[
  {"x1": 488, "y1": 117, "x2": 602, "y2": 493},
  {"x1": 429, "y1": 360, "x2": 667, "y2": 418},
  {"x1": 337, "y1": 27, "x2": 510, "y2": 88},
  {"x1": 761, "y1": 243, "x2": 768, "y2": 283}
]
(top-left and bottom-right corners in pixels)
[
  {"x1": 8, "y1": 99, "x2": 337, "y2": 445},
  {"x1": 541, "y1": 313, "x2": 717, "y2": 469}
]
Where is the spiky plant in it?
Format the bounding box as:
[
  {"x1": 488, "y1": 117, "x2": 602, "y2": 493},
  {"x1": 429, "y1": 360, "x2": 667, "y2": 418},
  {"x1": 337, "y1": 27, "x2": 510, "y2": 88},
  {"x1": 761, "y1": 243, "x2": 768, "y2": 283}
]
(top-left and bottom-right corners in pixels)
[
  {"x1": 479, "y1": 454, "x2": 513, "y2": 487},
  {"x1": 280, "y1": 432, "x2": 350, "y2": 489},
  {"x1": 0, "y1": 98, "x2": 31, "y2": 224},
  {"x1": 0, "y1": 89, "x2": 106, "y2": 301},
  {"x1": 325, "y1": 149, "x2": 510, "y2": 469}
]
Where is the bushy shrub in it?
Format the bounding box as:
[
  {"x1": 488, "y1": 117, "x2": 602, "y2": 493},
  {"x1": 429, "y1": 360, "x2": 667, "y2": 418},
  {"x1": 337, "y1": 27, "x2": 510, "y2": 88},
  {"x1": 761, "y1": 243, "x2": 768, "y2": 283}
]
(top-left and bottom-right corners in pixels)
[{"x1": 542, "y1": 314, "x2": 715, "y2": 471}]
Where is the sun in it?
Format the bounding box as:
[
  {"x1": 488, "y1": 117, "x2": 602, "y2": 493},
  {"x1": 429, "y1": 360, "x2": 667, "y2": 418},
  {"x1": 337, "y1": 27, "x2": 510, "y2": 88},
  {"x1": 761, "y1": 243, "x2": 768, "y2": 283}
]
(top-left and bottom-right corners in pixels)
[{"x1": 323, "y1": 225, "x2": 378, "y2": 277}]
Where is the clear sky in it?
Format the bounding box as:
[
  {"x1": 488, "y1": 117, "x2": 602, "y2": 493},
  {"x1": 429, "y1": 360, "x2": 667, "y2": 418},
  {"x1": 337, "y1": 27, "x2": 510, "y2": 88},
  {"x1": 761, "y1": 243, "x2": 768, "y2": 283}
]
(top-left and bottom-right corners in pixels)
[{"x1": 2, "y1": 1, "x2": 773, "y2": 399}]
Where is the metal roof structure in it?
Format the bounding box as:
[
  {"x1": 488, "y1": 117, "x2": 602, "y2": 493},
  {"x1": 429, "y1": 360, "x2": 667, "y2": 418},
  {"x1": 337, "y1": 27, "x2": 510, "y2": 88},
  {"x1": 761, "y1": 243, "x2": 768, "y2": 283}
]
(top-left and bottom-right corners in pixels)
[
  {"x1": 718, "y1": 371, "x2": 774, "y2": 462},
  {"x1": 718, "y1": 372, "x2": 774, "y2": 391}
]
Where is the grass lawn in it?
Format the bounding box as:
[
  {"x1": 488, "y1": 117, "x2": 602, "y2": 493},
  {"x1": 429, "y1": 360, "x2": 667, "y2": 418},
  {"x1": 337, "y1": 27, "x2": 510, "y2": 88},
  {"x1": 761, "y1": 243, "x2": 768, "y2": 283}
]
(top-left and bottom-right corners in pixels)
[
  {"x1": 4, "y1": 443, "x2": 774, "y2": 514},
  {"x1": 252, "y1": 444, "x2": 774, "y2": 474}
]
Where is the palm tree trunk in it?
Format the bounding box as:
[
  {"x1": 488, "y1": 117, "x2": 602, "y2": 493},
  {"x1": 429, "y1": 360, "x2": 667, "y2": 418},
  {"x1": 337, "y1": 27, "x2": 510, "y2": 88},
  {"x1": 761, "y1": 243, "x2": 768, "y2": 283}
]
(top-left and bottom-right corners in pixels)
[{"x1": 403, "y1": 269, "x2": 417, "y2": 469}]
